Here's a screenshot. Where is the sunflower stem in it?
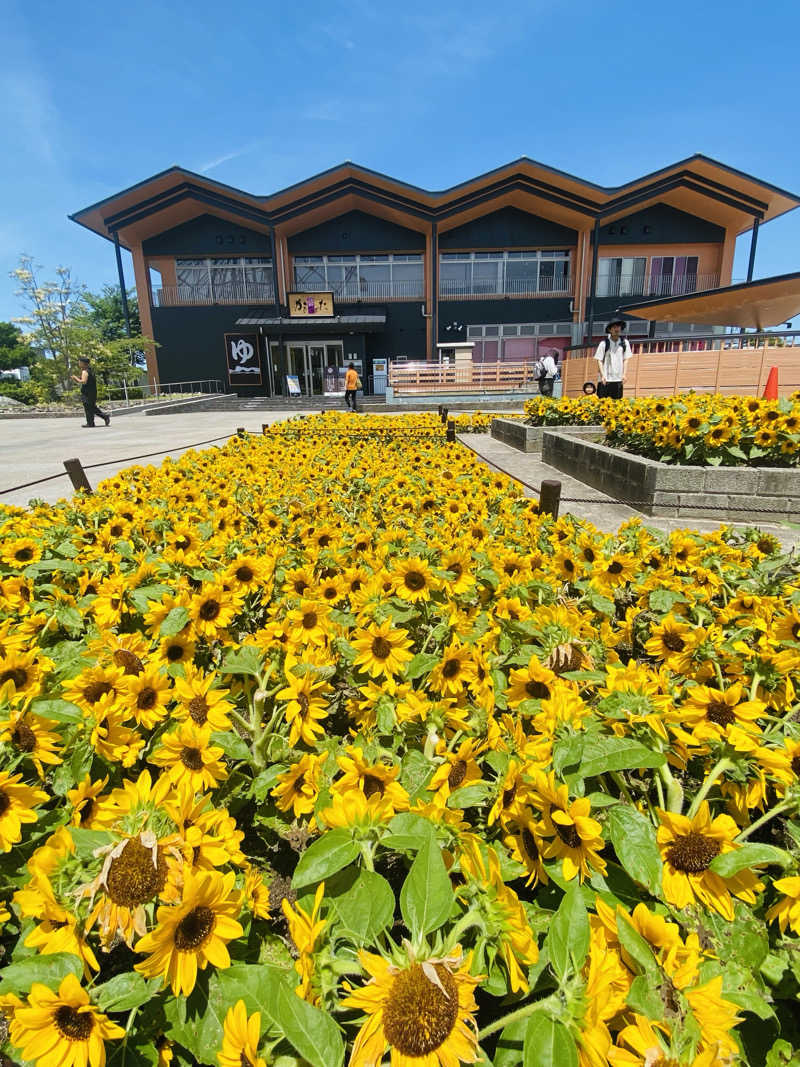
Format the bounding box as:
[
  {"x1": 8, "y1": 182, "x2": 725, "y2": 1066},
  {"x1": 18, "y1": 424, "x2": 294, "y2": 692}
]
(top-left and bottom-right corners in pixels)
[
  {"x1": 687, "y1": 758, "x2": 734, "y2": 820},
  {"x1": 659, "y1": 763, "x2": 684, "y2": 814},
  {"x1": 445, "y1": 907, "x2": 484, "y2": 950},
  {"x1": 230, "y1": 709, "x2": 254, "y2": 736},
  {"x1": 654, "y1": 771, "x2": 665, "y2": 810},
  {"x1": 609, "y1": 770, "x2": 633, "y2": 805},
  {"x1": 749, "y1": 673, "x2": 762, "y2": 702},
  {"x1": 734, "y1": 800, "x2": 793, "y2": 842},
  {"x1": 477, "y1": 994, "x2": 560, "y2": 1041}
]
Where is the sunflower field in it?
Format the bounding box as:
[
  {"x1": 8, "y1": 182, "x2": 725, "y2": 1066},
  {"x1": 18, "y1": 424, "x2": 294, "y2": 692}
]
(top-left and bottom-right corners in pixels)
[{"x1": 0, "y1": 415, "x2": 800, "y2": 1067}]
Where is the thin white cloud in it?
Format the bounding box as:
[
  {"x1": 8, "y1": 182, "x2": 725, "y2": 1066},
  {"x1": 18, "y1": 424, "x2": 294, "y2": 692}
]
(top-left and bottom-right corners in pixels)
[
  {"x1": 0, "y1": 66, "x2": 59, "y2": 165},
  {"x1": 199, "y1": 143, "x2": 259, "y2": 173}
]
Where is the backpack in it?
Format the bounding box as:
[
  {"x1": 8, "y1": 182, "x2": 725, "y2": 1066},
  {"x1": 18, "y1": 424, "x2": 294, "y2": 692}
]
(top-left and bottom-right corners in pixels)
[{"x1": 533, "y1": 358, "x2": 545, "y2": 381}]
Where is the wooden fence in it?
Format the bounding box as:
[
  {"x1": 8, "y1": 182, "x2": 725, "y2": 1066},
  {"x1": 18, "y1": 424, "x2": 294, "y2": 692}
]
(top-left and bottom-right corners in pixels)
[
  {"x1": 563, "y1": 345, "x2": 800, "y2": 398},
  {"x1": 388, "y1": 361, "x2": 538, "y2": 394}
]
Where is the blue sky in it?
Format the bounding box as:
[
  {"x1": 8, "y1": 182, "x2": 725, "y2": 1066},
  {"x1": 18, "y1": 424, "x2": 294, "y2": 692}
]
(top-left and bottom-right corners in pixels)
[{"x1": 3, "y1": 0, "x2": 800, "y2": 323}]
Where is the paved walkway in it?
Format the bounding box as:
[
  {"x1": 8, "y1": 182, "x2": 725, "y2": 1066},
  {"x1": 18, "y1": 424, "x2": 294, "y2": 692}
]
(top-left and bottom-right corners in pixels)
[
  {"x1": 459, "y1": 433, "x2": 800, "y2": 548},
  {"x1": 0, "y1": 411, "x2": 296, "y2": 508}
]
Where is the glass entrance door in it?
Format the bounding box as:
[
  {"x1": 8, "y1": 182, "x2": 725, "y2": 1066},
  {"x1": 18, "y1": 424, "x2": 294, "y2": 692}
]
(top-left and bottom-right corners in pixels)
[
  {"x1": 280, "y1": 342, "x2": 345, "y2": 395},
  {"x1": 287, "y1": 345, "x2": 310, "y2": 395}
]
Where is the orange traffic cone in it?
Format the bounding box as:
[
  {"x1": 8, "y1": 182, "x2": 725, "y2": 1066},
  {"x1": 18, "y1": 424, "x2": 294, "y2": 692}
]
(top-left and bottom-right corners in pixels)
[{"x1": 763, "y1": 365, "x2": 779, "y2": 400}]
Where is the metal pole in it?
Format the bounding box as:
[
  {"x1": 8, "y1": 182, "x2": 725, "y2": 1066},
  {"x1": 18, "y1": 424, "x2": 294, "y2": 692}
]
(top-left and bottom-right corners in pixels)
[
  {"x1": 112, "y1": 230, "x2": 133, "y2": 338},
  {"x1": 63, "y1": 458, "x2": 93, "y2": 494},
  {"x1": 585, "y1": 220, "x2": 600, "y2": 344},
  {"x1": 446, "y1": 418, "x2": 455, "y2": 442},
  {"x1": 746, "y1": 217, "x2": 760, "y2": 282},
  {"x1": 431, "y1": 222, "x2": 439, "y2": 362},
  {"x1": 538, "y1": 479, "x2": 561, "y2": 518}
]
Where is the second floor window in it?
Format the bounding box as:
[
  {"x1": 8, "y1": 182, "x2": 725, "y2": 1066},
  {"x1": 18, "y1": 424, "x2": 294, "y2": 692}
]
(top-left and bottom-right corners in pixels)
[
  {"x1": 293, "y1": 254, "x2": 424, "y2": 296},
  {"x1": 439, "y1": 250, "x2": 571, "y2": 295},
  {"x1": 597, "y1": 256, "x2": 700, "y2": 297},
  {"x1": 176, "y1": 257, "x2": 273, "y2": 295}
]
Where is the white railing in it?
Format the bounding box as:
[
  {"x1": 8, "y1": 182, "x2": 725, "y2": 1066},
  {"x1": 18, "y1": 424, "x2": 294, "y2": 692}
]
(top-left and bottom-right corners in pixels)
[
  {"x1": 596, "y1": 272, "x2": 720, "y2": 299},
  {"x1": 153, "y1": 283, "x2": 275, "y2": 307},
  {"x1": 389, "y1": 360, "x2": 540, "y2": 394},
  {"x1": 439, "y1": 277, "x2": 573, "y2": 299},
  {"x1": 292, "y1": 279, "x2": 425, "y2": 301},
  {"x1": 106, "y1": 378, "x2": 225, "y2": 404}
]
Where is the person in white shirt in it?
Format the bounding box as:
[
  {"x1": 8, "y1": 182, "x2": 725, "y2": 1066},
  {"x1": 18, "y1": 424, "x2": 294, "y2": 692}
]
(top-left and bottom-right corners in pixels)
[
  {"x1": 594, "y1": 318, "x2": 632, "y2": 399},
  {"x1": 536, "y1": 350, "x2": 559, "y2": 396}
]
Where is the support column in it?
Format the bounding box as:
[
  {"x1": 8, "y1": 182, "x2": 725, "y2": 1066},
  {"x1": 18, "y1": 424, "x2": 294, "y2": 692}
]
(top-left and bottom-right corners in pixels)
[
  {"x1": 746, "y1": 217, "x2": 760, "y2": 282},
  {"x1": 431, "y1": 222, "x2": 439, "y2": 361},
  {"x1": 130, "y1": 245, "x2": 159, "y2": 387},
  {"x1": 269, "y1": 226, "x2": 282, "y2": 314},
  {"x1": 585, "y1": 220, "x2": 600, "y2": 344},
  {"x1": 112, "y1": 231, "x2": 132, "y2": 338}
]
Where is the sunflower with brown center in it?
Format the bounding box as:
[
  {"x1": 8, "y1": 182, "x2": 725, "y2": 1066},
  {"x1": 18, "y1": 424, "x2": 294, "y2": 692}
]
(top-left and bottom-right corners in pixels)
[
  {"x1": 189, "y1": 582, "x2": 238, "y2": 640},
  {"x1": 351, "y1": 618, "x2": 414, "y2": 678},
  {"x1": 678, "y1": 682, "x2": 765, "y2": 745},
  {"x1": 343, "y1": 947, "x2": 480, "y2": 1067},
  {"x1": 0, "y1": 710, "x2": 61, "y2": 778},
  {"x1": 149, "y1": 722, "x2": 228, "y2": 792},
  {"x1": 657, "y1": 801, "x2": 763, "y2": 919},
  {"x1": 276, "y1": 668, "x2": 331, "y2": 747},
  {"x1": 0, "y1": 649, "x2": 43, "y2": 706},
  {"x1": 334, "y1": 745, "x2": 409, "y2": 811},
  {"x1": 172, "y1": 665, "x2": 234, "y2": 731},
  {"x1": 271, "y1": 751, "x2": 328, "y2": 818},
  {"x1": 134, "y1": 869, "x2": 243, "y2": 995},
  {"x1": 9, "y1": 972, "x2": 125, "y2": 1067},
  {"x1": 391, "y1": 556, "x2": 437, "y2": 603},
  {"x1": 506, "y1": 655, "x2": 559, "y2": 708},
  {"x1": 122, "y1": 668, "x2": 172, "y2": 729}
]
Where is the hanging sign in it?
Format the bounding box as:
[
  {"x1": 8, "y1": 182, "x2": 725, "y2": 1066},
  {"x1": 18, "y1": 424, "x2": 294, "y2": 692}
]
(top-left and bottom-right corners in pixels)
[
  {"x1": 288, "y1": 292, "x2": 334, "y2": 318},
  {"x1": 224, "y1": 333, "x2": 261, "y2": 385}
]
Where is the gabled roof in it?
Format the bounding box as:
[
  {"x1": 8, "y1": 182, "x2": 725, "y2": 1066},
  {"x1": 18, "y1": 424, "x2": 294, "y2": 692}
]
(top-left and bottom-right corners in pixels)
[{"x1": 70, "y1": 155, "x2": 800, "y2": 250}]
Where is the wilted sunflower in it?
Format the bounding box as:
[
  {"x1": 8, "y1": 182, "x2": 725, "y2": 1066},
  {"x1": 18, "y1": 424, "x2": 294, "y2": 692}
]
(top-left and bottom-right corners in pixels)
[
  {"x1": 343, "y1": 947, "x2": 480, "y2": 1067},
  {"x1": 85, "y1": 831, "x2": 171, "y2": 947},
  {"x1": 134, "y1": 869, "x2": 243, "y2": 995},
  {"x1": 9, "y1": 972, "x2": 125, "y2": 1067}
]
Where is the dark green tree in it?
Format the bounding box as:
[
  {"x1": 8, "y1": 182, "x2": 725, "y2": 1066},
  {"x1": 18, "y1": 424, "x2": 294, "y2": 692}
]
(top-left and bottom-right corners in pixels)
[
  {"x1": 0, "y1": 321, "x2": 38, "y2": 372},
  {"x1": 78, "y1": 284, "x2": 142, "y2": 341}
]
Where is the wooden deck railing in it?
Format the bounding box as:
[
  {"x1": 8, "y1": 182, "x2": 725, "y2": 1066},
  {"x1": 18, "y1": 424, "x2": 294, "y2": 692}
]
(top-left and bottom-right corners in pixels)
[{"x1": 388, "y1": 361, "x2": 539, "y2": 394}]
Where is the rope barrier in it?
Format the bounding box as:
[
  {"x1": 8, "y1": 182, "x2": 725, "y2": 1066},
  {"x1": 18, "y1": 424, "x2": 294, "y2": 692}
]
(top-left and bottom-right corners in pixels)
[
  {"x1": 0, "y1": 433, "x2": 238, "y2": 497},
  {"x1": 0, "y1": 471, "x2": 71, "y2": 497}
]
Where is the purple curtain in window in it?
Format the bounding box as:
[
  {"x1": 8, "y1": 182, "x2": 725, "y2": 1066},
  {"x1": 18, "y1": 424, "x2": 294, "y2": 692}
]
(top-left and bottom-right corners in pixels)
[
  {"x1": 673, "y1": 257, "x2": 688, "y2": 295},
  {"x1": 649, "y1": 257, "x2": 662, "y2": 296}
]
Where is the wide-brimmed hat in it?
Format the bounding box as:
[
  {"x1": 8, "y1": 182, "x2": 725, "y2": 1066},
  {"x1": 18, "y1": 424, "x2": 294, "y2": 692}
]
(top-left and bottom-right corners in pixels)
[{"x1": 605, "y1": 318, "x2": 627, "y2": 331}]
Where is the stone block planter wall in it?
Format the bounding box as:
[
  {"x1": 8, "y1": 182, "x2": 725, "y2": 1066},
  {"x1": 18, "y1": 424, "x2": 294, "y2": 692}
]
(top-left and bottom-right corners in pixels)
[
  {"x1": 491, "y1": 420, "x2": 603, "y2": 454},
  {"x1": 541, "y1": 430, "x2": 800, "y2": 520}
]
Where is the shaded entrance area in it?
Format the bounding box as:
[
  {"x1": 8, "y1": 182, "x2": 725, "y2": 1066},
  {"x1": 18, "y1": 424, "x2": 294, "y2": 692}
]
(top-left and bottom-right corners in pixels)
[{"x1": 236, "y1": 311, "x2": 385, "y2": 396}]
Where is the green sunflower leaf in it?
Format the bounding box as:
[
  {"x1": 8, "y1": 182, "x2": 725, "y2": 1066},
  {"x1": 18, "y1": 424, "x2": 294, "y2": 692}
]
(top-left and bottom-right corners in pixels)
[
  {"x1": 606, "y1": 804, "x2": 662, "y2": 896},
  {"x1": 0, "y1": 952, "x2": 82, "y2": 993},
  {"x1": 292, "y1": 829, "x2": 361, "y2": 889},
  {"x1": 545, "y1": 881, "x2": 589, "y2": 982},
  {"x1": 404, "y1": 652, "x2": 440, "y2": 680},
  {"x1": 329, "y1": 868, "x2": 394, "y2": 943},
  {"x1": 219, "y1": 646, "x2": 264, "y2": 677},
  {"x1": 709, "y1": 843, "x2": 792, "y2": 878},
  {"x1": 400, "y1": 832, "x2": 454, "y2": 937},
  {"x1": 577, "y1": 736, "x2": 665, "y2": 778},
  {"x1": 160, "y1": 605, "x2": 190, "y2": 636},
  {"x1": 523, "y1": 1013, "x2": 578, "y2": 1067}
]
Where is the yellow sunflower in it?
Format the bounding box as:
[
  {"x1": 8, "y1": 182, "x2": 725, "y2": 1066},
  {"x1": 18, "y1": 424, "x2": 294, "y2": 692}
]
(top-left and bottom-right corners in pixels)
[
  {"x1": 391, "y1": 556, "x2": 437, "y2": 603},
  {"x1": 657, "y1": 801, "x2": 763, "y2": 919},
  {"x1": 766, "y1": 875, "x2": 800, "y2": 935},
  {"x1": 172, "y1": 665, "x2": 234, "y2": 731},
  {"x1": 276, "y1": 669, "x2": 331, "y2": 747},
  {"x1": 218, "y1": 999, "x2": 266, "y2": 1067},
  {"x1": 0, "y1": 649, "x2": 46, "y2": 705},
  {"x1": 9, "y1": 972, "x2": 124, "y2": 1067},
  {"x1": 134, "y1": 869, "x2": 243, "y2": 995},
  {"x1": 189, "y1": 582, "x2": 238, "y2": 640},
  {"x1": 351, "y1": 619, "x2": 414, "y2": 678},
  {"x1": 271, "y1": 752, "x2": 328, "y2": 818},
  {"x1": 1, "y1": 537, "x2": 42, "y2": 568},
  {"x1": 282, "y1": 882, "x2": 326, "y2": 1003},
  {"x1": 149, "y1": 722, "x2": 228, "y2": 792},
  {"x1": 343, "y1": 947, "x2": 480, "y2": 1067},
  {"x1": 0, "y1": 770, "x2": 49, "y2": 851}
]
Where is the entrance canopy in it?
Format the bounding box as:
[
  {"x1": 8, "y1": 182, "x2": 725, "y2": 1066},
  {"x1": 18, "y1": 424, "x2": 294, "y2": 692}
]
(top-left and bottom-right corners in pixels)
[
  {"x1": 619, "y1": 271, "x2": 800, "y2": 329},
  {"x1": 235, "y1": 312, "x2": 385, "y2": 334}
]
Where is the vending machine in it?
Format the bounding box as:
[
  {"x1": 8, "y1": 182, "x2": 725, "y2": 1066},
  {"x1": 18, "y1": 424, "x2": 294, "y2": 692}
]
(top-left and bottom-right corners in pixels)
[{"x1": 372, "y1": 358, "x2": 388, "y2": 395}]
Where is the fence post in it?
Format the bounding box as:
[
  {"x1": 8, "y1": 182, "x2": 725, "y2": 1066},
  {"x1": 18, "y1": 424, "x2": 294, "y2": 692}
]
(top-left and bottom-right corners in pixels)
[
  {"x1": 63, "y1": 458, "x2": 93, "y2": 494},
  {"x1": 236, "y1": 427, "x2": 246, "y2": 438},
  {"x1": 538, "y1": 480, "x2": 561, "y2": 519},
  {"x1": 446, "y1": 419, "x2": 456, "y2": 442},
  {"x1": 262, "y1": 423, "x2": 269, "y2": 434},
  {"x1": 440, "y1": 407, "x2": 448, "y2": 424}
]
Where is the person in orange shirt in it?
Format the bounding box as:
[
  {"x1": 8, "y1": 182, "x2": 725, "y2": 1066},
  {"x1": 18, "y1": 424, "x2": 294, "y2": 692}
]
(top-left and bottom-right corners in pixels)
[{"x1": 344, "y1": 363, "x2": 359, "y2": 412}]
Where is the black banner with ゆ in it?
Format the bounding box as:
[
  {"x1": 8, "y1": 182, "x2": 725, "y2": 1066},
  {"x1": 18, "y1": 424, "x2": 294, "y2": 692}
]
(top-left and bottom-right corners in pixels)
[{"x1": 224, "y1": 333, "x2": 262, "y2": 385}]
